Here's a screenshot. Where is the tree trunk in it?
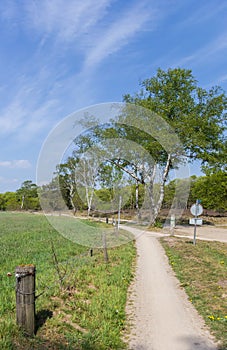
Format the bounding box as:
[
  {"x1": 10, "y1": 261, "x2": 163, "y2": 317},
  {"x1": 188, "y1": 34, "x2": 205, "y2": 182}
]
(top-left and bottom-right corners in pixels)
[
  {"x1": 21, "y1": 195, "x2": 25, "y2": 210},
  {"x1": 135, "y1": 180, "x2": 141, "y2": 220},
  {"x1": 69, "y1": 184, "x2": 76, "y2": 215},
  {"x1": 149, "y1": 154, "x2": 171, "y2": 226}
]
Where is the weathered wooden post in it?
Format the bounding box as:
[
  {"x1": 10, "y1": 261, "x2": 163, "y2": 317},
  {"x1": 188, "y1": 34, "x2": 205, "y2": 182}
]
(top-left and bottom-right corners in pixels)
[{"x1": 15, "y1": 265, "x2": 36, "y2": 336}]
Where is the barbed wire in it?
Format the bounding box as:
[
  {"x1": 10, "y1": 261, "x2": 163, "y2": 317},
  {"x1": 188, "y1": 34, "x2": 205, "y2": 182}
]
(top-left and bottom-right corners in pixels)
[
  {"x1": 34, "y1": 249, "x2": 95, "y2": 299},
  {"x1": 7, "y1": 248, "x2": 94, "y2": 300}
]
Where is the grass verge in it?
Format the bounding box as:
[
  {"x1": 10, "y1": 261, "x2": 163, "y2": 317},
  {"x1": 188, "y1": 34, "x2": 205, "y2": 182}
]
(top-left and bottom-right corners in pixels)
[
  {"x1": 0, "y1": 212, "x2": 136, "y2": 349},
  {"x1": 161, "y1": 236, "x2": 227, "y2": 350}
]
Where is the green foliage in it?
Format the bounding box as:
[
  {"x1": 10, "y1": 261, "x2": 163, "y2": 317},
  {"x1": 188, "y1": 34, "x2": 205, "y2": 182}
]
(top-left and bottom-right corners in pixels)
[
  {"x1": 0, "y1": 193, "x2": 6, "y2": 210},
  {"x1": 124, "y1": 67, "x2": 227, "y2": 171},
  {"x1": 191, "y1": 172, "x2": 227, "y2": 212},
  {"x1": 163, "y1": 177, "x2": 195, "y2": 210},
  {"x1": 163, "y1": 173, "x2": 227, "y2": 212},
  {"x1": 2, "y1": 192, "x2": 20, "y2": 211},
  {"x1": 16, "y1": 180, "x2": 40, "y2": 210},
  {"x1": 48, "y1": 68, "x2": 226, "y2": 224},
  {"x1": 95, "y1": 188, "x2": 113, "y2": 202}
]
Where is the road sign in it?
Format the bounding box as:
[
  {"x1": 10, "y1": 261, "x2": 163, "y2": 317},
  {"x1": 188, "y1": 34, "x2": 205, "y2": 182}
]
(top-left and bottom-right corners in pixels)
[
  {"x1": 190, "y1": 203, "x2": 203, "y2": 216},
  {"x1": 190, "y1": 200, "x2": 203, "y2": 245},
  {"x1": 189, "y1": 218, "x2": 203, "y2": 225}
]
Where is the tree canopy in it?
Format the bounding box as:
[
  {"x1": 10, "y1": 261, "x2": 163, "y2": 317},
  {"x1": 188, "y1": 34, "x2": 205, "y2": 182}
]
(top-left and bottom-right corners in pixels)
[
  {"x1": 51, "y1": 68, "x2": 226, "y2": 223},
  {"x1": 124, "y1": 67, "x2": 227, "y2": 172}
]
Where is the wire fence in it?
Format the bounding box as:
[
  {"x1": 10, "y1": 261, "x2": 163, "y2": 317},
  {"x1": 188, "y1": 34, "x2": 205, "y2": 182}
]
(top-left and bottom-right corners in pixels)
[
  {"x1": 35, "y1": 249, "x2": 96, "y2": 299},
  {"x1": 10, "y1": 248, "x2": 98, "y2": 300}
]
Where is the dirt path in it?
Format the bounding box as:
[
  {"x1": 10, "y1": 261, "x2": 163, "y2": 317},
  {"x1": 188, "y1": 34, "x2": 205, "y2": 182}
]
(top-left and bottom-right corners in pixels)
[
  {"x1": 173, "y1": 225, "x2": 227, "y2": 243},
  {"x1": 123, "y1": 226, "x2": 219, "y2": 350}
]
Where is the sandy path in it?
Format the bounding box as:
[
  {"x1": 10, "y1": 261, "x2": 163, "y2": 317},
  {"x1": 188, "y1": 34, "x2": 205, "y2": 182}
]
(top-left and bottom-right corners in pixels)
[
  {"x1": 123, "y1": 226, "x2": 218, "y2": 350},
  {"x1": 173, "y1": 225, "x2": 227, "y2": 243}
]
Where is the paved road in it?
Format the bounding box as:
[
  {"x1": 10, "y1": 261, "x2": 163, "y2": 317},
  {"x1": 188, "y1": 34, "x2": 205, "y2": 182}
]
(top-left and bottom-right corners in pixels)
[{"x1": 123, "y1": 226, "x2": 219, "y2": 350}]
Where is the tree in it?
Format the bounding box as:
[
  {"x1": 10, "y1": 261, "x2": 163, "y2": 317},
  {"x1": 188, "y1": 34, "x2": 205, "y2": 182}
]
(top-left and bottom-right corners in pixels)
[
  {"x1": 162, "y1": 177, "x2": 196, "y2": 210},
  {"x1": 122, "y1": 68, "x2": 226, "y2": 222},
  {"x1": 16, "y1": 180, "x2": 40, "y2": 210},
  {"x1": 39, "y1": 177, "x2": 65, "y2": 212},
  {"x1": 191, "y1": 171, "x2": 227, "y2": 212},
  {"x1": 57, "y1": 68, "x2": 226, "y2": 224},
  {"x1": 0, "y1": 193, "x2": 6, "y2": 210},
  {"x1": 56, "y1": 157, "x2": 80, "y2": 214},
  {"x1": 74, "y1": 153, "x2": 99, "y2": 216},
  {"x1": 3, "y1": 192, "x2": 20, "y2": 211}
]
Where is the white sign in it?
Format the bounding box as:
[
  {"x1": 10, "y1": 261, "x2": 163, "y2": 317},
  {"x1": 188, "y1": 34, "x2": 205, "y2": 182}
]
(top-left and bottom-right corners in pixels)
[
  {"x1": 189, "y1": 218, "x2": 203, "y2": 225},
  {"x1": 190, "y1": 203, "x2": 203, "y2": 216}
]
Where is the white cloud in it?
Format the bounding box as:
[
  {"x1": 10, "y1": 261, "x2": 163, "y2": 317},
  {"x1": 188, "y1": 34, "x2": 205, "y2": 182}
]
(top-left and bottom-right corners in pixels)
[
  {"x1": 1, "y1": 0, "x2": 158, "y2": 68},
  {"x1": 173, "y1": 32, "x2": 227, "y2": 68},
  {"x1": 0, "y1": 0, "x2": 159, "y2": 142},
  {"x1": 24, "y1": 0, "x2": 112, "y2": 43},
  {"x1": 0, "y1": 160, "x2": 31, "y2": 169},
  {"x1": 83, "y1": 3, "x2": 153, "y2": 70},
  {"x1": 179, "y1": 1, "x2": 227, "y2": 27},
  {"x1": 0, "y1": 98, "x2": 56, "y2": 138},
  {"x1": 0, "y1": 73, "x2": 60, "y2": 139}
]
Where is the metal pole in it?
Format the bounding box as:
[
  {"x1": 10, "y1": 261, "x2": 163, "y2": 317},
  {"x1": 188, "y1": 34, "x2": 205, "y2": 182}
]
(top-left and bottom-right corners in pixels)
[
  {"x1": 193, "y1": 200, "x2": 199, "y2": 245},
  {"x1": 117, "y1": 195, "x2": 122, "y2": 231}
]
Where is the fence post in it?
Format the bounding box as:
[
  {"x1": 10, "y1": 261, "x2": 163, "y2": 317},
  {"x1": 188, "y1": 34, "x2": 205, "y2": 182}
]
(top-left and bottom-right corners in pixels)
[{"x1": 15, "y1": 265, "x2": 36, "y2": 336}]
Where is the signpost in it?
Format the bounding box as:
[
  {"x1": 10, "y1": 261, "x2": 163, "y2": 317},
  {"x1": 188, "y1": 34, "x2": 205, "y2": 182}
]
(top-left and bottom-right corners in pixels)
[{"x1": 190, "y1": 200, "x2": 203, "y2": 245}]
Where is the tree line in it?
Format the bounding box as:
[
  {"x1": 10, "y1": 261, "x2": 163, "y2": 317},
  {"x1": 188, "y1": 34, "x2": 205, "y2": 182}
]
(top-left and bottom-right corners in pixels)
[
  {"x1": 1, "y1": 68, "x2": 226, "y2": 218},
  {"x1": 0, "y1": 171, "x2": 226, "y2": 213}
]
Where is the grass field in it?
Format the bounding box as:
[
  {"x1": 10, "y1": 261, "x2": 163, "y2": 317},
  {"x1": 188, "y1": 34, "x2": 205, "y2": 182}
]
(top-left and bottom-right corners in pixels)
[
  {"x1": 0, "y1": 212, "x2": 136, "y2": 350},
  {"x1": 161, "y1": 237, "x2": 227, "y2": 350}
]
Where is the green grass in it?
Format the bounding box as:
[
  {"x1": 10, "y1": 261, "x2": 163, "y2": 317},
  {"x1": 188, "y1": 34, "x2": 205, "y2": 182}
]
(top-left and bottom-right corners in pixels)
[
  {"x1": 161, "y1": 237, "x2": 227, "y2": 350},
  {"x1": 0, "y1": 212, "x2": 136, "y2": 349}
]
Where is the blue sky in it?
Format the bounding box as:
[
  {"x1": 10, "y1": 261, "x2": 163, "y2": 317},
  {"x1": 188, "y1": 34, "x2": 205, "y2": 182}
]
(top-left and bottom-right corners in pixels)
[{"x1": 0, "y1": 0, "x2": 226, "y2": 193}]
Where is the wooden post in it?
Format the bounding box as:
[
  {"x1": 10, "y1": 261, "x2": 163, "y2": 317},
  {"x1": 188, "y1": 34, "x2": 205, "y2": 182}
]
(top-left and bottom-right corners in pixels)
[{"x1": 15, "y1": 265, "x2": 36, "y2": 336}]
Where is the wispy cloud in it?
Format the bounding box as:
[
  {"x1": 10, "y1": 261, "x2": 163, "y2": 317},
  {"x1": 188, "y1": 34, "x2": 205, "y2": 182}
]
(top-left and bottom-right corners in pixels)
[
  {"x1": 0, "y1": 90, "x2": 59, "y2": 139},
  {"x1": 173, "y1": 32, "x2": 227, "y2": 68},
  {"x1": 0, "y1": 160, "x2": 31, "y2": 168},
  {"x1": 23, "y1": 0, "x2": 112, "y2": 44},
  {"x1": 0, "y1": 0, "x2": 158, "y2": 69},
  {"x1": 0, "y1": 0, "x2": 159, "y2": 141},
  {"x1": 178, "y1": 1, "x2": 227, "y2": 27},
  {"x1": 83, "y1": 2, "x2": 154, "y2": 70}
]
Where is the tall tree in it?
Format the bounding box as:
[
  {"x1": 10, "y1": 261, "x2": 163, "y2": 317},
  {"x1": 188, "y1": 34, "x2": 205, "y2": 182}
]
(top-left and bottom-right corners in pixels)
[
  {"x1": 56, "y1": 157, "x2": 79, "y2": 214},
  {"x1": 122, "y1": 68, "x2": 226, "y2": 223},
  {"x1": 124, "y1": 68, "x2": 226, "y2": 168},
  {"x1": 191, "y1": 171, "x2": 227, "y2": 212},
  {"x1": 58, "y1": 68, "x2": 226, "y2": 224},
  {"x1": 16, "y1": 180, "x2": 40, "y2": 210}
]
